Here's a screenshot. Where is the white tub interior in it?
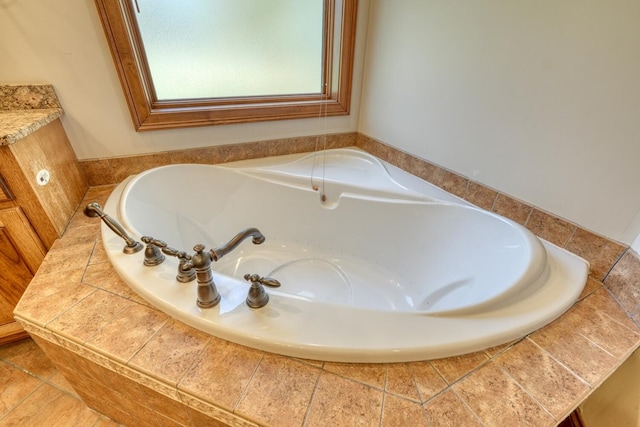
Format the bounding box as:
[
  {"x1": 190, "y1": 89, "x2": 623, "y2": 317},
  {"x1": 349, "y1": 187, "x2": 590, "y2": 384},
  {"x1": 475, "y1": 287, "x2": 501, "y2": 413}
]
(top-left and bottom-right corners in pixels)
[{"x1": 100, "y1": 148, "x2": 588, "y2": 362}]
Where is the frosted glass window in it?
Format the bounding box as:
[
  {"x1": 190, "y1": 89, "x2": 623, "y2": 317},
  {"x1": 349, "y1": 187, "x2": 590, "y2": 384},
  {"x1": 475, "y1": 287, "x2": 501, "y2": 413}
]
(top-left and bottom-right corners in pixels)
[{"x1": 134, "y1": 0, "x2": 324, "y2": 100}]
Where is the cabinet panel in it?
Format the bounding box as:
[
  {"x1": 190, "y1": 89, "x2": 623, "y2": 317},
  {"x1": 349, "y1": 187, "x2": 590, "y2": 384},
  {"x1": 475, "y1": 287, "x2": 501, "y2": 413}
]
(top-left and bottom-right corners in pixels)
[
  {"x1": 0, "y1": 174, "x2": 13, "y2": 202},
  {"x1": 0, "y1": 208, "x2": 46, "y2": 273},
  {"x1": 0, "y1": 227, "x2": 33, "y2": 326}
]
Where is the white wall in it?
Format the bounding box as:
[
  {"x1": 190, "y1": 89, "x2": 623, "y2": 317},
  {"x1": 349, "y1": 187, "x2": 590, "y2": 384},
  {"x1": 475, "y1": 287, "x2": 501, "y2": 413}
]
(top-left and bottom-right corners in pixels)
[
  {"x1": 359, "y1": 0, "x2": 640, "y2": 244},
  {"x1": 0, "y1": 0, "x2": 369, "y2": 159}
]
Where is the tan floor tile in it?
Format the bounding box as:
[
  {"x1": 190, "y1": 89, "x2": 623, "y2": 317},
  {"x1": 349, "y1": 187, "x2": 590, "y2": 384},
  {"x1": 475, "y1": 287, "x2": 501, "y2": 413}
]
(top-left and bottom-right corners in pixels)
[
  {"x1": 407, "y1": 361, "x2": 447, "y2": 402},
  {"x1": 569, "y1": 290, "x2": 640, "y2": 358},
  {"x1": 94, "y1": 416, "x2": 125, "y2": 427},
  {"x1": 14, "y1": 278, "x2": 95, "y2": 328},
  {"x1": 0, "y1": 383, "x2": 101, "y2": 426},
  {"x1": 565, "y1": 228, "x2": 626, "y2": 280},
  {"x1": 88, "y1": 240, "x2": 109, "y2": 265},
  {"x1": 47, "y1": 289, "x2": 132, "y2": 343},
  {"x1": 382, "y1": 393, "x2": 428, "y2": 426},
  {"x1": 385, "y1": 363, "x2": 421, "y2": 401},
  {"x1": 495, "y1": 338, "x2": 589, "y2": 418},
  {"x1": 483, "y1": 339, "x2": 520, "y2": 358},
  {"x1": 579, "y1": 276, "x2": 603, "y2": 300},
  {"x1": 430, "y1": 350, "x2": 489, "y2": 384},
  {"x1": 453, "y1": 362, "x2": 555, "y2": 427},
  {"x1": 128, "y1": 319, "x2": 210, "y2": 385},
  {"x1": 604, "y1": 250, "x2": 640, "y2": 313},
  {"x1": 47, "y1": 371, "x2": 79, "y2": 398},
  {"x1": 530, "y1": 317, "x2": 618, "y2": 386},
  {"x1": 322, "y1": 361, "x2": 386, "y2": 389},
  {"x1": 85, "y1": 301, "x2": 168, "y2": 364},
  {"x1": 0, "y1": 361, "x2": 43, "y2": 417},
  {"x1": 179, "y1": 337, "x2": 263, "y2": 411},
  {"x1": 584, "y1": 287, "x2": 639, "y2": 329},
  {"x1": 19, "y1": 265, "x2": 85, "y2": 297},
  {"x1": 423, "y1": 390, "x2": 483, "y2": 427},
  {"x1": 0, "y1": 338, "x2": 57, "y2": 379},
  {"x1": 305, "y1": 371, "x2": 383, "y2": 427},
  {"x1": 236, "y1": 354, "x2": 321, "y2": 427},
  {"x1": 82, "y1": 261, "x2": 140, "y2": 300},
  {"x1": 424, "y1": 390, "x2": 483, "y2": 427},
  {"x1": 34, "y1": 240, "x2": 94, "y2": 276}
]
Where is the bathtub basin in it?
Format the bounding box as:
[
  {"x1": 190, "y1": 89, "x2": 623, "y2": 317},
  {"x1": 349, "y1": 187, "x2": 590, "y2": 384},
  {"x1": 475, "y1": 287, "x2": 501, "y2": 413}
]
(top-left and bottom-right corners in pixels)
[{"x1": 100, "y1": 148, "x2": 588, "y2": 362}]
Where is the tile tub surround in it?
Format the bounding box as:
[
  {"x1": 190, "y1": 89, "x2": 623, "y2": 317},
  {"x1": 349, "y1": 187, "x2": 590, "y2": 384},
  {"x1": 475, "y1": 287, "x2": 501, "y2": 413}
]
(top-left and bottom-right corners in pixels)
[
  {"x1": 0, "y1": 84, "x2": 64, "y2": 145},
  {"x1": 13, "y1": 186, "x2": 640, "y2": 426}
]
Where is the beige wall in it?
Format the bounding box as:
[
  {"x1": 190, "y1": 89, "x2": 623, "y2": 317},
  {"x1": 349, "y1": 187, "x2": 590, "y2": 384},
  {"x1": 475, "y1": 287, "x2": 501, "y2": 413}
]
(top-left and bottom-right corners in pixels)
[
  {"x1": 0, "y1": 0, "x2": 369, "y2": 159},
  {"x1": 359, "y1": 0, "x2": 640, "y2": 244},
  {"x1": 2, "y1": 0, "x2": 640, "y2": 245}
]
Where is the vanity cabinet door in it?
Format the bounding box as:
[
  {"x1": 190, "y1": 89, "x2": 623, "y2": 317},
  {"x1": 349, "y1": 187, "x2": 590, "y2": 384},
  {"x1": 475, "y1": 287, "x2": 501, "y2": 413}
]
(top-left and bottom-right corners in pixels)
[
  {"x1": 0, "y1": 227, "x2": 33, "y2": 321},
  {"x1": 0, "y1": 207, "x2": 45, "y2": 344}
]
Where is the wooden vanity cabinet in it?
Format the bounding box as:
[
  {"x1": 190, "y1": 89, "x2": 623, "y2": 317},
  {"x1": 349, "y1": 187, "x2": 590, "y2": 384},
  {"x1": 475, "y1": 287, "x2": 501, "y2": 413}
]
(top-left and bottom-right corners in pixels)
[
  {"x1": 0, "y1": 119, "x2": 87, "y2": 344},
  {"x1": 0, "y1": 208, "x2": 46, "y2": 344}
]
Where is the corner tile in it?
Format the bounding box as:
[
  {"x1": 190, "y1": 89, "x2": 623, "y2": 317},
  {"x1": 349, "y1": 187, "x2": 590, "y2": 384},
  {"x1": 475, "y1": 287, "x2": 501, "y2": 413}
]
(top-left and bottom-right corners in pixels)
[
  {"x1": 236, "y1": 354, "x2": 321, "y2": 427},
  {"x1": 128, "y1": 319, "x2": 210, "y2": 385},
  {"x1": 322, "y1": 361, "x2": 386, "y2": 389},
  {"x1": 423, "y1": 390, "x2": 483, "y2": 427},
  {"x1": 178, "y1": 337, "x2": 263, "y2": 411},
  {"x1": 529, "y1": 313, "x2": 618, "y2": 386},
  {"x1": 453, "y1": 362, "x2": 555, "y2": 427},
  {"x1": 494, "y1": 338, "x2": 589, "y2": 419},
  {"x1": 80, "y1": 160, "x2": 116, "y2": 186},
  {"x1": 604, "y1": 250, "x2": 640, "y2": 313},
  {"x1": 85, "y1": 302, "x2": 168, "y2": 364},
  {"x1": 305, "y1": 371, "x2": 383, "y2": 427},
  {"x1": 565, "y1": 228, "x2": 626, "y2": 280},
  {"x1": 46, "y1": 290, "x2": 132, "y2": 343},
  {"x1": 430, "y1": 351, "x2": 489, "y2": 385},
  {"x1": 525, "y1": 209, "x2": 576, "y2": 248},
  {"x1": 382, "y1": 393, "x2": 428, "y2": 426},
  {"x1": 386, "y1": 363, "x2": 421, "y2": 402},
  {"x1": 492, "y1": 194, "x2": 533, "y2": 226},
  {"x1": 407, "y1": 361, "x2": 447, "y2": 403}
]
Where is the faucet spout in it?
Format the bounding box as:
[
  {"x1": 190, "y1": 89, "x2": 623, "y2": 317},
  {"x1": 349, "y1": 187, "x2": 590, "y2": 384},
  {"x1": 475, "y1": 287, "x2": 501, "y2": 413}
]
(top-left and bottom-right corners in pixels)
[{"x1": 210, "y1": 227, "x2": 265, "y2": 261}]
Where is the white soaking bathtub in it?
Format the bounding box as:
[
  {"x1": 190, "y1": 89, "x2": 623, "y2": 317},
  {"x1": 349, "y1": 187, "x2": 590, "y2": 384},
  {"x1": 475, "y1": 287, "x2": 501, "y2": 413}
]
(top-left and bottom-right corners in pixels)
[{"x1": 100, "y1": 148, "x2": 588, "y2": 362}]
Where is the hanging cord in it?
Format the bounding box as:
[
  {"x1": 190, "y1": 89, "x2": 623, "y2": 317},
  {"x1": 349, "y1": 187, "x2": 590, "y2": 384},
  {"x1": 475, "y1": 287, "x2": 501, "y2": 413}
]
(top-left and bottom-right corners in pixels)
[{"x1": 311, "y1": 83, "x2": 328, "y2": 202}]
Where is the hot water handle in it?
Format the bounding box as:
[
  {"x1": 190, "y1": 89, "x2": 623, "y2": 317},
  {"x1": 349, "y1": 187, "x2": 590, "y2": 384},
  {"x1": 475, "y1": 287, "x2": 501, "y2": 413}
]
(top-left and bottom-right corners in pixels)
[{"x1": 244, "y1": 273, "x2": 281, "y2": 308}]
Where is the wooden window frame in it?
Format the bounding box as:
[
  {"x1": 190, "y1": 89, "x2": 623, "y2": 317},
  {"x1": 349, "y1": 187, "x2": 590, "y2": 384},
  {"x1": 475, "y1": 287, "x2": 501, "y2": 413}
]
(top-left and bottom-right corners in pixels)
[{"x1": 94, "y1": 0, "x2": 358, "y2": 131}]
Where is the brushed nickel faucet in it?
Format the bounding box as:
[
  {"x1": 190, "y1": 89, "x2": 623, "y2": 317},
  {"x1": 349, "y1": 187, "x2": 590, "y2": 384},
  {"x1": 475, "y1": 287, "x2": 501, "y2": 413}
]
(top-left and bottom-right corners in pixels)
[
  {"x1": 183, "y1": 228, "x2": 266, "y2": 308},
  {"x1": 84, "y1": 203, "x2": 271, "y2": 309}
]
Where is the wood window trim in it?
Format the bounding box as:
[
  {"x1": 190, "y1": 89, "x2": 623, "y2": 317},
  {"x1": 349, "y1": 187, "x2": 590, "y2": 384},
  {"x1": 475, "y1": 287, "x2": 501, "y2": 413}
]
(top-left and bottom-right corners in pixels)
[{"x1": 94, "y1": 0, "x2": 358, "y2": 131}]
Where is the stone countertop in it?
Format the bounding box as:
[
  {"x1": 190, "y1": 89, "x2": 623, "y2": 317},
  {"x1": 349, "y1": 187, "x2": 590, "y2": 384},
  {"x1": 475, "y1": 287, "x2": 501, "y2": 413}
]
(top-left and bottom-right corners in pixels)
[
  {"x1": 13, "y1": 186, "x2": 640, "y2": 427},
  {"x1": 0, "y1": 84, "x2": 63, "y2": 145},
  {"x1": 0, "y1": 108, "x2": 64, "y2": 145}
]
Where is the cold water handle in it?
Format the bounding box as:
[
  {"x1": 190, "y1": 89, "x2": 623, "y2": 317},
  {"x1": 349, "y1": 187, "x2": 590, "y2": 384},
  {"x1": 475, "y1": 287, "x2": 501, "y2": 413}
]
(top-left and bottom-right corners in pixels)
[{"x1": 244, "y1": 273, "x2": 281, "y2": 308}]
